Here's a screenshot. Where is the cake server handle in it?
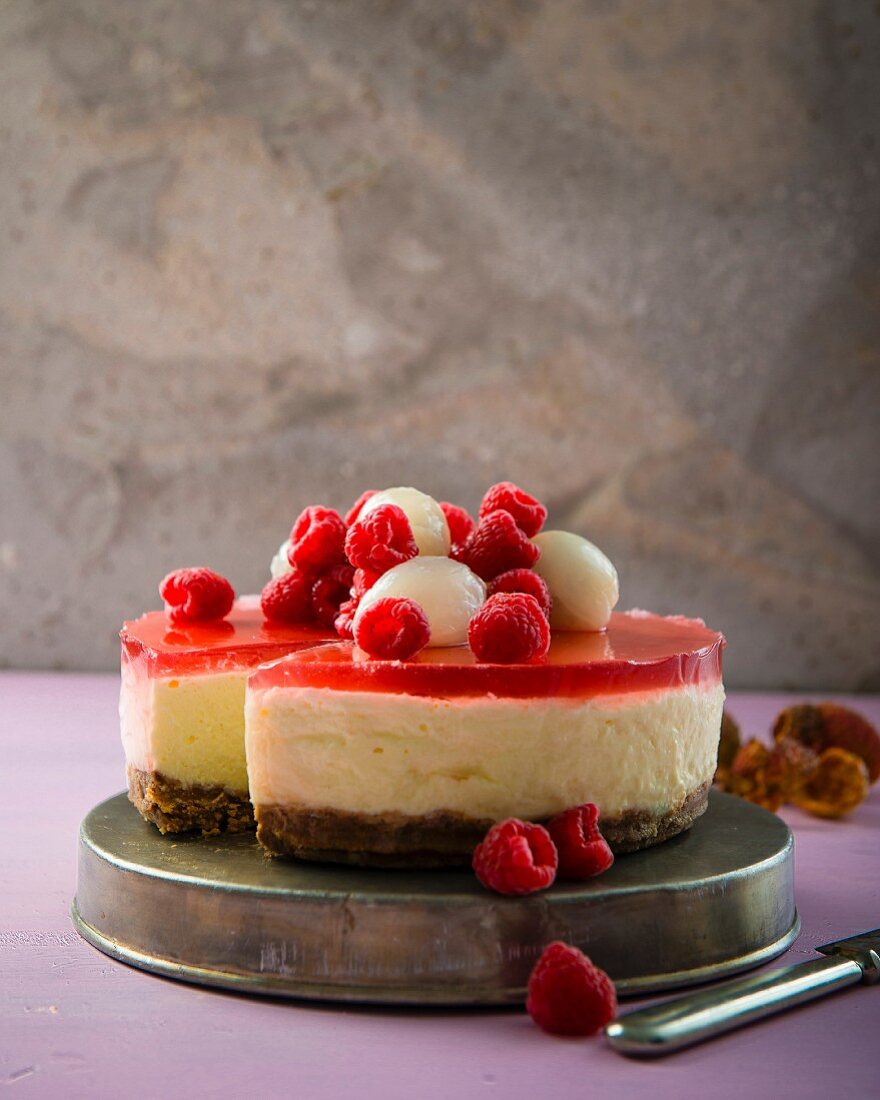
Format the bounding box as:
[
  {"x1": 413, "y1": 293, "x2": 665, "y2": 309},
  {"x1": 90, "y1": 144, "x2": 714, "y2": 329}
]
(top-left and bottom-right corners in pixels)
[{"x1": 604, "y1": 954, "x2": 866, "y2": 1056}]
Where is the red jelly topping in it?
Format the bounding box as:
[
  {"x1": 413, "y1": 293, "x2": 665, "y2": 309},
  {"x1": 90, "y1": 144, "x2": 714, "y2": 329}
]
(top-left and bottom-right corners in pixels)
[
  {"x1": 121, "y1": 597, "x2": 331, "y2": 676},
  {"x1": 250, "y1": 611, "x2": 724, "y2": 699}
]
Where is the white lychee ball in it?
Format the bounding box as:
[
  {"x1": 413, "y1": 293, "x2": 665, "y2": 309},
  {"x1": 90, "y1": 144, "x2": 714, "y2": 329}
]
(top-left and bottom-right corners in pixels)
[
  {"x1": 357, "y1": 487, "x2": 451, "y2": 557},
  {"x1": 354, "y1": 557, "x2": 486, "y2": 647},
  {"x1": 532, "y1": 530, "x2": 619, "y2": 631},
  {"x1": 269, "y1": 539, "x2": 293, "y2": 579}
]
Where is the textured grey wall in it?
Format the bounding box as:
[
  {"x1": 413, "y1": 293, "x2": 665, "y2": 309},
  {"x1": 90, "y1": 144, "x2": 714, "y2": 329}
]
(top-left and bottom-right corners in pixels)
[{"x1": 1, "y1": 1, "x2": 878, "y2": 687}]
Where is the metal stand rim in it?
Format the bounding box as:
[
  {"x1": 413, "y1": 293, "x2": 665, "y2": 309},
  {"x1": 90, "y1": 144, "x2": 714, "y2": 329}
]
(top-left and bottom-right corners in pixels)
[{"x1": 70, "y1": 900, "x2": 800, "y2": 1004}]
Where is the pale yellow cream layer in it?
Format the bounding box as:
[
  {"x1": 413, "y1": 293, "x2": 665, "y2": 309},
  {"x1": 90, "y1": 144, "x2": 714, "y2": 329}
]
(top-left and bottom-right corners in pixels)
[
  {"x1": 120, "y1": 664, "x2": 249, "y2": 792},
  {"x1": 245, "y1": 682, "x2": 724, "y2": 821}
]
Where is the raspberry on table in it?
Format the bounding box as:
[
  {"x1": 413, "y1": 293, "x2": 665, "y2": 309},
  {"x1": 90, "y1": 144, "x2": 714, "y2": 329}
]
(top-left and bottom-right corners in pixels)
[
  {"x1": 472, "y1": 819, "x2": 558, "y2": 895},
  {"x1": 547, "y1": 803, "x2": 614, "y2": 879},
  {"x1": 440, "y1": 501, "x2": 475, "y2": 548},
  {"x1": 345, "y1": 503, "x2": 418, "y2": 575},
  {"x1": 288, "y1": 506, "x2": 347, "y2": 575},
  {"x1": 260, "y1": 570, "x2": 314, "y2": 624},
  {"x1": 344, "y1": 489, "x2": 378, "y2": 527},
  {"x1": 353, "y1": 596, "x2": 431, "y2": 660},
  {"x1": 468, "y1": 592, "x2": 550, "y2": 663},
  {"x1": 479, "y1": 482, "x2": 547, "y2": 538},
  {"x1": 311, "y1": 563, "x2": 355, "y2": 629},
  {"x1": 160, "y1": 567, "x2": 235, "y2": 625},
  {"x1": 456, "y1": 509, "x2": 540, "y2": 581},
  {"x1": 488, "y1": 568, "x2": 551, "y2": 619},
  {"x1": 526, "y1": 942, "x2": 617, "y2": 1037}
]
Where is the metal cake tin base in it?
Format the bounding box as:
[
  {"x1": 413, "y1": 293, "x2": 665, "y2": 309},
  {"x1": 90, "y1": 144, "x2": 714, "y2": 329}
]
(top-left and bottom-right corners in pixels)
[{"x1": 72, "y1": 790, "x2": 798, "y2": 1004}]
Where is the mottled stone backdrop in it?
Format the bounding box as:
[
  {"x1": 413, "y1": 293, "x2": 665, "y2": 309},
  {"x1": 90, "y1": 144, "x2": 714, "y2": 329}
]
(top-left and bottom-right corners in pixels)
[{"x1": 1, "y1": 1, "x2": 878, "y2": 687}]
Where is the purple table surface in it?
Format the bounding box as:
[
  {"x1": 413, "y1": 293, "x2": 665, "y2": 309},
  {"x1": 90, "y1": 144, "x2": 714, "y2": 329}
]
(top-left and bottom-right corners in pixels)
[{"x1": 2, "y1": 674, "x2": 878, "y2": 1099}]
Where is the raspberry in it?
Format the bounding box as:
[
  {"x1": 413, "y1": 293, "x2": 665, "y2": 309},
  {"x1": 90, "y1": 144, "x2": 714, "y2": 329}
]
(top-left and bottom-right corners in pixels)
[
  {"x1": 547, "y1": 804, "x2": 614, "y2": 879},
  {"x1": 344, "y1": 504, "x2": 418, "y2": 575},
  {"x1": 472, "y1": 819, "x2": 558, "y2": 895},
  {"x1": 334, "y1": 596, "x2": 359, "y2": 639},
  {"x1": 526, "y1": 942, "x2": 617, "y2": 1037},
  {"x1": 344, "y1": 489, "x2": 377, "y2": 527},
  {"x1": 311, "y1": 563, "x2": 355, "y2": 629},
  {"x1": 353, "y1": 596, "x2": 431, "y2": 660},
  {"x1": 479, "y1": 482, "x2": 547, "y2": 538},
  {"x1": 456, "y1": 509, "x2": 540, "y2": 581},
  {"x1": 488, "y1": 568, "x2": 551, "y2": 619},
  {"x1": 159, "y1": 567, "x2": 235, "y2": 625},
  {"x1": 352, "y1": 567, "x2": 381, "y2": 597},
  {"x1": 439, "y1": 501, "x2": 475, "y2": 548},
  {"x1": 260, "y1": 570, "x2": 314, "y2": 624},
  {"x1": 288, "y1": 506, "x2": 346, "y2": 575},
  {"x1": 467, "y1": 592, "x2": 550, "y2": 663}
]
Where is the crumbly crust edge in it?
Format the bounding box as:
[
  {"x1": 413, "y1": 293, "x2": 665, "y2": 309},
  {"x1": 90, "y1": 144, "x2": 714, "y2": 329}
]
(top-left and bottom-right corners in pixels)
[
  {"x1": 127, "y1": 766, "x2": 254, "y2": 836},
  {"x1": 254, "y1": 781, "x2": 711, "y2": 867}
]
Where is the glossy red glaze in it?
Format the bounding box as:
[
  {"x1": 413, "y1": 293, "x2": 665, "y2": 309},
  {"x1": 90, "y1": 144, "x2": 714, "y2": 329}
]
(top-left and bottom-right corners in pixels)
[
  {"x1": 250, "y1": 611, "x2": 724, "y2": 699},
  {"x1": 121, "y1": 597, "x2": 332, "y2": 676}
]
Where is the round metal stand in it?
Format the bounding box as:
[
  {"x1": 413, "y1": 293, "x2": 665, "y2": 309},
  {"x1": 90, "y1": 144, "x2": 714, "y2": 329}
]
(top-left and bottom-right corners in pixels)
[{"x1": 72, "y1": 790, "x2": 798, "y2": 1004}]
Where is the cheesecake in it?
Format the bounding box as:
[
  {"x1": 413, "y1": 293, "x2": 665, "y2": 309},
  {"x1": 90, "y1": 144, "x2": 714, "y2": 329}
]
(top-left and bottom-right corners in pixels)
[
  {"x1": 245, "y1": 610, "x2": 725, "y2": 866},
  {"x1": 121, "y1": 482, "x2": 725, "y2": 860},
  {"x1": 120, "y1": 597, "x2": 329, "y2": 834}
]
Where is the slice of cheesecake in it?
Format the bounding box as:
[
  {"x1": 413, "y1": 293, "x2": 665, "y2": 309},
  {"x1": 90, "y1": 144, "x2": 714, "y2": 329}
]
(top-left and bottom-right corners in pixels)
[
  {"x1": 120, "y1": 597, "x2": 330, "y2": 835},
  {"x1": 244, "y1": 611, "x2": 725, "y2": 866}
]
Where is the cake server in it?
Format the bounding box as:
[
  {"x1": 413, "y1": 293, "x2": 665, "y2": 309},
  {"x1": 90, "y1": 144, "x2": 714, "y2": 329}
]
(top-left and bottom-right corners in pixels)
[{"x1": 605, "y1": 927, "x2": 880, "y2": 1056}]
